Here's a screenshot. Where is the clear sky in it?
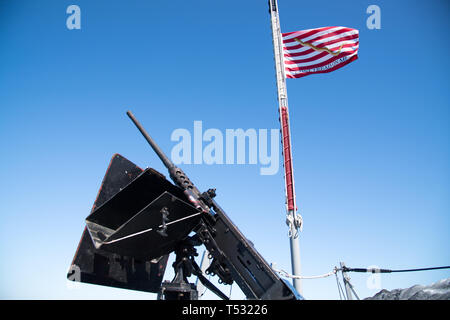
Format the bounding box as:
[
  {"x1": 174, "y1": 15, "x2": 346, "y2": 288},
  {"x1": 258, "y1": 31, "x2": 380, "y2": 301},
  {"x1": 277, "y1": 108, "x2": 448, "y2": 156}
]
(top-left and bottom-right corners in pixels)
[{"x1": 0, "y1": 0, "x2": 449, "y2": 300}]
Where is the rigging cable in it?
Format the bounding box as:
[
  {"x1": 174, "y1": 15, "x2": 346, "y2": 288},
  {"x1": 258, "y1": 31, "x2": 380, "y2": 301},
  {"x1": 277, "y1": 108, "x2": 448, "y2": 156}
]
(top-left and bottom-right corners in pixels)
[
  {"x1": 334, "y1": 271, "x2": 345, "y2": 300},
  {"x1": 343, "y1": 265, "x2": 450, "y2": 274}
]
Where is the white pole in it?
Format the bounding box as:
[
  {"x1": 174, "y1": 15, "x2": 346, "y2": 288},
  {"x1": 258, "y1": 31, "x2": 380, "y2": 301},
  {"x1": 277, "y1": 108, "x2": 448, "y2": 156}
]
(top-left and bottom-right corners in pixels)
[{"x1": 269, "y1": 0, "x2": 303, "y2": 294}]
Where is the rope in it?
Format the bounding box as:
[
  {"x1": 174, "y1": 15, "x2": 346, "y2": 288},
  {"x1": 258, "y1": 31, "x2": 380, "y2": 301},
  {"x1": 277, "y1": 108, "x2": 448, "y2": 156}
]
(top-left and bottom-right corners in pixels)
[
  {"x1": 99, "y1": 212, "x2": 203, "y2": 245},
  {"x1": 272, "y1": 264, "x2": 337, "y2": 280}
]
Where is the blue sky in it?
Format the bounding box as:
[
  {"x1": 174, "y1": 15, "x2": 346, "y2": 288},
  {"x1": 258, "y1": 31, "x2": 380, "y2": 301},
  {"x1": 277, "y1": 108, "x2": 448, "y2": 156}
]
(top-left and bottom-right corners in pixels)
[{"x1": 0, "y1": 0, "x2": 449, "y2": 300}]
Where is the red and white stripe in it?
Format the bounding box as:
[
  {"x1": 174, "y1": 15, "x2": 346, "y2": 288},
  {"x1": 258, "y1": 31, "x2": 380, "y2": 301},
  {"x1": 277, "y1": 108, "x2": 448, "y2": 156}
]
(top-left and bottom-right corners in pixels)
[{"x1": 282, "y1": 26, "x2": 359, "y2": 79}]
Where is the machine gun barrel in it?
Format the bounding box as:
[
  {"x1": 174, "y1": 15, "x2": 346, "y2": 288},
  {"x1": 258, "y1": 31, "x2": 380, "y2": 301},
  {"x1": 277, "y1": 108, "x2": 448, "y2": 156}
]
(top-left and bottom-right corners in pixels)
[
  {"x1": 126, "y1": 111, "x2": 300, "y2": 300},
  {"x1": 126, "y1": 111, "x2": 174, "y2": 170},
  {"x1": 127, "y1": 111, "x2": 209, "y2": 212}
]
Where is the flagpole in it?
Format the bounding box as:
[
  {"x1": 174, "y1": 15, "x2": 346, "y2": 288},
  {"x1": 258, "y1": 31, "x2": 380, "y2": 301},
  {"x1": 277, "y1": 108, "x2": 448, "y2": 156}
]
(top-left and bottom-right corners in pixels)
[{"x1": 268, "y1": 0, "x2": 303, "y2": 294}]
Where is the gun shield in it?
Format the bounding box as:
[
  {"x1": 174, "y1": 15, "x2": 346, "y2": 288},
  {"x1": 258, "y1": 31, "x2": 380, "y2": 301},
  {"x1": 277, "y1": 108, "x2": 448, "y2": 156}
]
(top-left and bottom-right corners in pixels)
[{"x1": 85, "y1": 158, "x2": 202, "y2": 260}]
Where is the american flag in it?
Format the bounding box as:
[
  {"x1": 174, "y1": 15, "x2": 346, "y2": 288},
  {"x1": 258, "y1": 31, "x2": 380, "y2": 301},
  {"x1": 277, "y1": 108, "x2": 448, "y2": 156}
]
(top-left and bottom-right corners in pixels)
[{"x1": 282, "y1": 26, "x2": 359, "y2": 79}]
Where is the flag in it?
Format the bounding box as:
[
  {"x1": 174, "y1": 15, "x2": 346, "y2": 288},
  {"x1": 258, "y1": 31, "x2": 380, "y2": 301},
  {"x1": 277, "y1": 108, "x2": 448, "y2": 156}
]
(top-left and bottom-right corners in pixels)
[{"x1": 282, "y1": 26, "x2": 359, "y2": 79}]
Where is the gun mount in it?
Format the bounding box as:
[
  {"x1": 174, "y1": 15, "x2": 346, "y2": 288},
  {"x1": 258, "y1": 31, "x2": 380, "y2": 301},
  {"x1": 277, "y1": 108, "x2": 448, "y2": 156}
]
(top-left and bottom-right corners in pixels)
[{"x1": 67, "y1": 111, "x2": 302, "y2": 300}]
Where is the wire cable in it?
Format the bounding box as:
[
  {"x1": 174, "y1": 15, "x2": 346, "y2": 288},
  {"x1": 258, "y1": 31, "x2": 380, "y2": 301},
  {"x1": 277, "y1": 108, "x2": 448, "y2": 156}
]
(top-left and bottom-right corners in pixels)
[
  {"x1": 335, "y1": 272, "x2": 345, "y2": 300},
  {"x1": 99, "y1": 212, "x2": 203, "y2": 245},
  {"x1": 343, "y1": 265, "x2": 450, "y2": 274}
]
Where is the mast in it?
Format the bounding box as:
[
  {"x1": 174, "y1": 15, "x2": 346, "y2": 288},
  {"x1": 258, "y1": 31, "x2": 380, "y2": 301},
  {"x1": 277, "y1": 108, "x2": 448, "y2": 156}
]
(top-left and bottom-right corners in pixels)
[{"x1": 268, "y1": 0, "x2": 303, "y2": 294}]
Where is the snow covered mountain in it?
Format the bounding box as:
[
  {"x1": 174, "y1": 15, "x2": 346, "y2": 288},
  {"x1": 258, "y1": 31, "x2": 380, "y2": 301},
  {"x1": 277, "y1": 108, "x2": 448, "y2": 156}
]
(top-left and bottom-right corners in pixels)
[{"x1": 365, "y1": 278, "x2": 450, "y2": 300}]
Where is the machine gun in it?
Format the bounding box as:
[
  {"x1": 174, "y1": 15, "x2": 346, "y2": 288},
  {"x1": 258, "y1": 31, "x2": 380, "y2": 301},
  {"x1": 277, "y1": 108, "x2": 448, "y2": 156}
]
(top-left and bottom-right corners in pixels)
[{"x1": 67, "y1": 111, "x2": 301, "y2": 300}]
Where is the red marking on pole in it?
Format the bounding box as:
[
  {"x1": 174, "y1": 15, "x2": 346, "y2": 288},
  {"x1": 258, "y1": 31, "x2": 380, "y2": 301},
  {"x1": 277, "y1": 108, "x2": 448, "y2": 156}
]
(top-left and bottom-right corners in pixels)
[{"x1": 280, "y1": 106, "x2": 295, "y2": 211}]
